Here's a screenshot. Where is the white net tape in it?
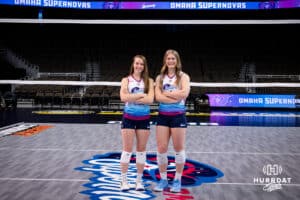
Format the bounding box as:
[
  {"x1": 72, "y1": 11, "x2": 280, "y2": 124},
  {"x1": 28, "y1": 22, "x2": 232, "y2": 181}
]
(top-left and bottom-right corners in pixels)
[
  {"x1": 1, "y1": 80, "x2": 300, "y2": 87},
  {"x1": 1, "y1": 19, "x2": 300, "y2": 25}
]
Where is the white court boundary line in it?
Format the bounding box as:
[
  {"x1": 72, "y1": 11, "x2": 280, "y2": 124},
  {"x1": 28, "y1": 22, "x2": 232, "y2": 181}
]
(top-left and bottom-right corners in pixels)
[
  {"x1": 0, "y1": 177, "x2": 299, "y2": 187},
  {"x1": 188, "y1": 151, "x2": 300, "y2": 156},
  {"x1": 210, "y1": 182, "x2": 300, "y2": 187},
  {"x1": 0, "y1": 147, "x2": 299, "y2": 156},
  {"x1": 1, "y1": 19, "x2": 300, "y2": 24},
  {"x1": 0, "y1": 177, "x2": 88, "y2": 182},
  {"x1": 1, "y1": 80, "x2": 300, "y2": 87}
]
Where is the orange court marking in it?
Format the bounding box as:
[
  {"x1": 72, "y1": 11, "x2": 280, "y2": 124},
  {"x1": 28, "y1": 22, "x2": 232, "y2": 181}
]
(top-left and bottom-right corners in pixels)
[{"x1": 13, "y1": 125, "x2": 53, "y2": 137}]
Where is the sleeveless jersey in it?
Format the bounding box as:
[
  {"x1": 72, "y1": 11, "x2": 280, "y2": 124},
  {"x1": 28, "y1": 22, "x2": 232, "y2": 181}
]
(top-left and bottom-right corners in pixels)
[
  {"x1": 159, "y1": 74, "x2": 186, "y2": 115},
  {"x1": 123, "y1": 76, "x2": 150, "y2": 119}
]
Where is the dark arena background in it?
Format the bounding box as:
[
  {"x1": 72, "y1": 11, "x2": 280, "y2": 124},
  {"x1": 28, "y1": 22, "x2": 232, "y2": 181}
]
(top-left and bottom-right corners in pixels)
[{"x1": 0, "y1": 1, "x2": 300, "y2": 200}]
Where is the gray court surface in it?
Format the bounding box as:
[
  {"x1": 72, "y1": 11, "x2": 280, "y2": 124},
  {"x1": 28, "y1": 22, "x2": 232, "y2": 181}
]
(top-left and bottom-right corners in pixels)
[{"x1": 0, "y1": 123, "x2": 299, "y2": 200}]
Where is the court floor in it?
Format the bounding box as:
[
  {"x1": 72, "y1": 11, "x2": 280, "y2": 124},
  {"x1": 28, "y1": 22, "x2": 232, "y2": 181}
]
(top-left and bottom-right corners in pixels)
[{"x1": 0, "y1": 120, "x2": 299, "y2": 200}]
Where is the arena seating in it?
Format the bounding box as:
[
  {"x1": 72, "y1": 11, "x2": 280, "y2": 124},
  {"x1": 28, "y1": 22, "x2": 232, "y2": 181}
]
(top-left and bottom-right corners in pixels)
[{"x1": 1, "y1": 24, "x2": 299, "y2": 109}]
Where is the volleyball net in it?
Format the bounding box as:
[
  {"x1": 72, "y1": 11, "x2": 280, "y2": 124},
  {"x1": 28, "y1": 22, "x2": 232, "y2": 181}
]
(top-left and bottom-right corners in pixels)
[{"x1": 0, "y1": 79, "x2": 300, "y2": 111}]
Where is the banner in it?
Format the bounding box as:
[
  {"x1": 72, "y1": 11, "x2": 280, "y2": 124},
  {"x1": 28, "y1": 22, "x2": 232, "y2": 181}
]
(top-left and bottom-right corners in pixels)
[
  {"x1": 207, "y1": 94, "x2": 300, "y2": 108},
  {"x1": 1, "y1": 1, "x2": 299, "y2": 10}
]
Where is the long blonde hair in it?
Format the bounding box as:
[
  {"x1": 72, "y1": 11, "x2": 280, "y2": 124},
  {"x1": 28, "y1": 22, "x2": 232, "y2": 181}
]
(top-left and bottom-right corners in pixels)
[
  {"x1": 159, "y1": 49, "x2": 182, "y2": 89},
  {"x1": 129, "y1": 55, "x2": 150, "y2": 93}
]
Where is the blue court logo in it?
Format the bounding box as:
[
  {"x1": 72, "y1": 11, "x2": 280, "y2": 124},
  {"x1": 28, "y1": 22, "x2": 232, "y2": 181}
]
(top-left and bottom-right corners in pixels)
[{"x1": 76, "y1": 152, "x2": 224, "y2": 199}]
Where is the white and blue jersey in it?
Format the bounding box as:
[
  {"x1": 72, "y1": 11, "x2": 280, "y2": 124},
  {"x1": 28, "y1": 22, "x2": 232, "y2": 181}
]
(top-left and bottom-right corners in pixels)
[
  {"x1": 123, "y1": 76, "x2": 150, "y2": 120},
  {"x1": 159, "y1": 74, "x2": 186, "y2": 115}
]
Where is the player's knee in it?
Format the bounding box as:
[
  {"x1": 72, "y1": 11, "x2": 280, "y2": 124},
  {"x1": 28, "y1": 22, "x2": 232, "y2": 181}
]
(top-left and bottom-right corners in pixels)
[
  {"x1": 136, "y1": 151, "x2": 146, "y2": 164},
  {"x1": 157, "y1": 152, "x2": 168, "y2": 165},
  {"x1": 120, "y1": 151, "x2": 132, "y2": 163},
  {"x1": 157, "y1": 145, "x2": 168, "y2": 153},
  {"x1": 175, "y1": 150, "x2": 186, "y2": 164}
]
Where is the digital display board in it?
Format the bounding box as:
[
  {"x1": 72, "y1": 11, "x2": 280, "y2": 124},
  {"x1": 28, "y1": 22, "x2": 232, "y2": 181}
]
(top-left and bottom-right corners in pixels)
[
  {"x1": 0, "y1": 1, "x2": 299, "y2": 10},
  {"x1": 207, "y1": 94, "x2": 300, "y2": 108}
]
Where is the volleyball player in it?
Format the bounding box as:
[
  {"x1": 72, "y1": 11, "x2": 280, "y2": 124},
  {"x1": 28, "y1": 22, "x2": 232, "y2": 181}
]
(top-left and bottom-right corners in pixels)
[
  {"x1": 153, "y1": 49, "x2": 190, "y2": 193},
  {"x1": 119, "y1": 55, "x2": 154, "y2": 191}
]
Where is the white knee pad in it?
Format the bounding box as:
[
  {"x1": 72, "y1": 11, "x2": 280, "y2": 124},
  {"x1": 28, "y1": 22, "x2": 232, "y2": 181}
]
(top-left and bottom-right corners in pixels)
[
  {"x1": 120, "y1": 151, "x2": 132, "y2": 163},
  {"x1": 136, "y1": 151, "x2": 146, "y2": 164},
  {"x1": 157, "y1": 152, "x2": 168, "y2": 165},
  {"x1": 175, "y1": 150, "x2": 186, "y2": 164}
]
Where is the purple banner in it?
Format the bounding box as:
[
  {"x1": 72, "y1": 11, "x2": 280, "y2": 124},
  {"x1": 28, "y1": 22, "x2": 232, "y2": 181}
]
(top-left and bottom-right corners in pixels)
[{"x1": 207, "y1": 94, "x2": 300, "y2": 108}]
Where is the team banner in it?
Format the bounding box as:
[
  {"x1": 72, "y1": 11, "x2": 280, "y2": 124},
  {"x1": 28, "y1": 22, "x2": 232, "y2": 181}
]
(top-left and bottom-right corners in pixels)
[
  {"x1": 207, "y1": 94, "x2": 300, "y2": 108},
  {"x1": 1, "y1": 1, "x2": 300, "y2": 10}
]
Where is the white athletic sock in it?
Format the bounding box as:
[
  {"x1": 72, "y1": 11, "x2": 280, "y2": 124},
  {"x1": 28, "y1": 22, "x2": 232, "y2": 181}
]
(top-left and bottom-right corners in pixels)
[
  {"x1": 121, "y1": 173, "x2": 127, "y2": 182},
  {"x1": 136, "y1": 173, "x2": 143, "y2": 182},
  {"x1": 160, "y1": 172, "x2": 167, "y2": 180},
  {"x1": 174, "y1": 172, "x2": 182, "y2": 181}
]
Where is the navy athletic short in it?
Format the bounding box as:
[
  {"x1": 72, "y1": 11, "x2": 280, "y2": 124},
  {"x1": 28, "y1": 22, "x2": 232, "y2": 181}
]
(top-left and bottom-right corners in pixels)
[
  {"x1": 156, "y1": 113, "x2": 187, "y2": 128},
  {"x1": 121, "y1": 116, "x2": 150, "y2": 130}
]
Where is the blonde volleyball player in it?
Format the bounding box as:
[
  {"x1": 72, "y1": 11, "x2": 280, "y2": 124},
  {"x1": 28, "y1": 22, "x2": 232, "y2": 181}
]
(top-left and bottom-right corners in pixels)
[
  {"x1": 153, "y1": 49, "x2": 190, "y2": 193},
  {"x1": 119, "y1": 55, "x2": 154, "y2": 191}
]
